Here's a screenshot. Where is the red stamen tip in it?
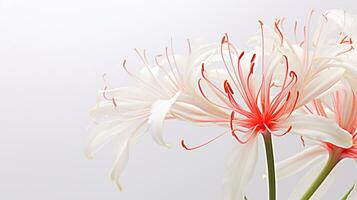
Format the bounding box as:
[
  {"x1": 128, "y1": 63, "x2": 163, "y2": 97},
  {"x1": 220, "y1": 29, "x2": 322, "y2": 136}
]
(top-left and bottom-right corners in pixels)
[
  {"x1": 180, "y1": 131, "x2": 226, "y2": 151},
  {"x1": 249, "y1": 63, "x2": 255, "y2": 74},
  {"x1": 224, "y1": 80, "x2": 234, "y2": 94},
  {"x1": 251, "y1": 53, "x2": 256, "y2": 63},
  {"x1": 112, "y1": 98, "x2": 117, "y2": 107},
  {"x1": 300, "y1": 136, "x2": 306, "y2": 147},
  {"x1": 180, "y1": 139, "x2": 190, "y2": 150},
  {"x1": 201, "y1": 63, "x2": 206, "y2": 77},
  {"x1": 239, "y1": 51, "x2": 245, "y2": 60},
  {"x1": 221, "y1": 35, "x2": 228, "y2": 44},
  {"x1": 289, "y1": 71, "x2": 297, "y2": 79}
]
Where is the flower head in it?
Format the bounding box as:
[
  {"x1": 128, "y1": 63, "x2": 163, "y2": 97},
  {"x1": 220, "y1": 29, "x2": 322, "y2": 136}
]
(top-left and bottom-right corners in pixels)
[
  {"x1": 198, "y1": 15, "x2": 353, "y2": 199},
  {"x1": 201, "y1": 22, "x2": 352, "y2": 147},
  {"x1": 275, "y1": 83, "x2": 356, "y2": 199},
  {"x1": 264, "y1": 10, "x2": 357, "y2": 200},
  {"x1": 315, "y1": 86, "x2": 357, "y2": 159},
  {"x1": 87, "y1": 42, "x2": 230, "y2": 190}
]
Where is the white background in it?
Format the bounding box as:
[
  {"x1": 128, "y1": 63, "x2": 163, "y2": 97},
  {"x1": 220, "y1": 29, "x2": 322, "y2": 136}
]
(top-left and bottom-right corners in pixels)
[{"x1": 0, "y1": 0, "x2": 356, "y2": 199}]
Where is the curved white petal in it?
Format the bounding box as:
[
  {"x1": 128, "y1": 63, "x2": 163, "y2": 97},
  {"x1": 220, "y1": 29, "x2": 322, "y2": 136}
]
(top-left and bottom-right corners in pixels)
[
  {"x1": 276, "y1": 146, "x2": 327, "y2": 180},
  {"x1": 297, "y1": 68, "x2": 345, "y2": 108},
  {"x1": 223, "y1": 137, "x2": 258, "y2": 200},
  {"x1": 110, "y1": 134, "x2": 131, "y2": 191},
  {"x1": 85, "y1": 120, "x2": 145, "y2": 159},
  {"x1": 147, "y1": 92, "x2": 181, "y2": 147},
  {"x1": 281, "y1": 114, "x2": 352, "y2": 148},
  {"x1": 289, "y1": 158, "x2": 337, "y2": 200},
  {"x1": 85, "y1": 122, "x2": 126, "y2": 159}
]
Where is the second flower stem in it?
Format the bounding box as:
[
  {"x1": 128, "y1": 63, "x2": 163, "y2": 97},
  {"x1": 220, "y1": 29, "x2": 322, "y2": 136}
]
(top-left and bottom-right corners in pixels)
[
  {"x1": 263, "y1": 131, "x2": 276, "y2": 200},
  {"x1": 301, "y1": 152, "x2": 340, "y2": 200}
]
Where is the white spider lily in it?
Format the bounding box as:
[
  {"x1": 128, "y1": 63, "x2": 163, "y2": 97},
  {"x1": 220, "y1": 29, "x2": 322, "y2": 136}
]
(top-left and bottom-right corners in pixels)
[
  {"x1": 275, "y1": 83, "x2": 357, "y2": 199},
  {"x1": 87, "y1": 43, "x2": 230, "y2": 190},
  {"x1": 199, "y1": 15, "x2": 353, "y2": 199}
]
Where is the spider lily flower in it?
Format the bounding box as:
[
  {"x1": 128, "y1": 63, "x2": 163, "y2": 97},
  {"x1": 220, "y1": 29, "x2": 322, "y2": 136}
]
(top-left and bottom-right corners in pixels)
[
  {"x1": 275, "y1": 83, "x2": 356, "y2": 199},
  {"x1": 268, "y1": 10, "x2": 357, "y2": 93},
  {"x1": 87, "y1": 43, "x2": 231, "y2": 190},
  {"x1": 198, "y1": 20, "x2": 353, "y2": 199}
]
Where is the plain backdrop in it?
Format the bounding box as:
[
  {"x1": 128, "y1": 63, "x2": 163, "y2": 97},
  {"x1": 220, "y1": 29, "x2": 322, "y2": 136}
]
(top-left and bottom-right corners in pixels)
[{"x1": 0, "y1": 0, "x2": 356, "y2": 199}]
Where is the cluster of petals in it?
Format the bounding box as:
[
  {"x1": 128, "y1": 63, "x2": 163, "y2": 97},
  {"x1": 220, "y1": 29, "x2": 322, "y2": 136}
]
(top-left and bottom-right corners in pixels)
[
  {"x1": 275, "y1": 10, "x2": 357, "y2": 199},
  {"x1": 197, "y1": 10, "x2": 355, "y2": 199},
  {"x1": 87, "y1": 43, "x2": 232, "y2": 190},
  {"x1": 87, "y1": 9, "x2": 356, "y2": 199}
]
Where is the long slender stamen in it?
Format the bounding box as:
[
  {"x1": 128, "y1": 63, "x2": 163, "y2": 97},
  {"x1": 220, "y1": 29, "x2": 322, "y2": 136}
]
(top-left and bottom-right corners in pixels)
[
  {"x1": 198, "y1": 79, "x2": 231, "y2": 110},
  {"x1": 229, "y1": 51, "x2": 260, "y2": 115},
  {"x1": 294, "y1": 21, "x2": 298, "y2": 43},
  {"x1": 170, "y1": 38, "x2": 181, "y2": 76},
  {"x1": 259, "y1": 20, "x2": 271, "y2": 113},
  {"x1": 122, "y1": 60, "x2": 165, "y2": 98},
  {"x1": 186, "y1": 39, "x2": 192, "y2": 56},
  {"x1": 101, "y1": 75, "x2": 118, "y2": 108},
  {"x1": 135, "y1": 48, "x2": 164, "y2": 86},
  {"x1": 259, "y1": 20, "x2": 265, "y2": 73},
  {"x1": 269, "y1": 73, "x2": 297, "y2": 114},
  {"x1": 225, "y1": 35, "x2": 256, "y2": 108},
  {"x1": 284, "y1": 91, "x2": 300, "y2": 118},
  {"x1": 180, "y1": 131, "x2": 228, "y2": 151},
  {"x1": 273, "y1": 90, "x2": 299, "y2": 121},
  {"x1": 224, "y1": 80, "x2": 255, "y2": 118},
  {"x1": 154, "y1": 54, "x2": 179, "y2": 89},
  {"x1": 220, "y1": 35, "x2": 246, "y2": 99},
  {"x1": 246, "y1": 54, "x2": 257, "y2": 93},
  {"x1": 274, "y1": 19, "x2": 284, "y2": 46},
  {"x1": 165, "y1": 47, "x2": 180, "y2": 83},
  {"x1": 300, "y1": 136, "x2": 306, "y2": 147},
  {"x1": 102, "y1": 86, "x2": 118, "y2": 108},
  {"x1": 303, "y1": 105, "x2": 314, "y2": 114},
  {"x1": 270, "y1": 71, "x2": 298, "y2": 113},
  {"x1": 268, "y1": 55, "x2": 291, "y2": 112},
  {"x1": 336, "y1": 46, "x2": 355, "y2": 56},
  {"x1": 200, "y1": 63, "x2": 224, "y2": 93},
  {"x1": 134, "y1": 48, "x2": 150, "y2": 66}
]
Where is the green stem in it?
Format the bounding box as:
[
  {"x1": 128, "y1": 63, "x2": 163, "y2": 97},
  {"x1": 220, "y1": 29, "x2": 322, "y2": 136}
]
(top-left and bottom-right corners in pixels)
[
  {"x1": 263, "y1": 132, "x2": 276, "y2": 200},
  {"x1": 301, "y1": 152, "x2": 340, "y2": 200},
  {"x1": 341, "y1": 184, "x2": 355, "y2": 200}
]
